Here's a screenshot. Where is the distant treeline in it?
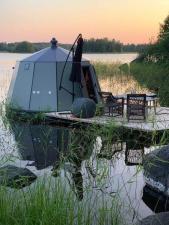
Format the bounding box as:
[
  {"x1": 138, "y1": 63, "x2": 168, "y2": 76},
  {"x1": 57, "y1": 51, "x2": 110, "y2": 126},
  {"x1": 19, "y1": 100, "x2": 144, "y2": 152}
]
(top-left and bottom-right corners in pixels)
[
  {"x1": 83, "y1": 38, "x2": 147, "y2": 53},
  {"x1": 0, "y1": 38, "x2": 148, "y2": 53}
]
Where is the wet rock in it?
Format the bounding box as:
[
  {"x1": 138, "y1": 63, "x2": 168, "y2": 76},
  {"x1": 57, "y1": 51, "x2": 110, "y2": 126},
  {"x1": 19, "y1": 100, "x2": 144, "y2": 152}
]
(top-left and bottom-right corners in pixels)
[
  {"x1": 142, "y1": 185, "x2": 169, "y2": 213},
  {"x1": 138, "y1": 212, "x2": 169, "y2": 225},
  {"x1": 0, "y1": 165, "x2": 37, "y2": 189},
  {"x1": 143, "y1": 145, "x2": 169, "y2": 196}
]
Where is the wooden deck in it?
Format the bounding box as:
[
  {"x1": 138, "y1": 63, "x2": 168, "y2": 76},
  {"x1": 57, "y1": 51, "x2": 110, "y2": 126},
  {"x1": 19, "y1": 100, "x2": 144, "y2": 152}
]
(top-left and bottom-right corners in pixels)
[{"x1": 45, "y1": 107, "x2": 169, "y2": 132}]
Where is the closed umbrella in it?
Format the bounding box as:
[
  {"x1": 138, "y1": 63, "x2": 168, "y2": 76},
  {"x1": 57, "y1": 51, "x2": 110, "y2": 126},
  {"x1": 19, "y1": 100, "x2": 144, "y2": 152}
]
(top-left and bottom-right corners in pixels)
[{"x1": 69, "y1": 34, "x2": 84, "y2": 83}]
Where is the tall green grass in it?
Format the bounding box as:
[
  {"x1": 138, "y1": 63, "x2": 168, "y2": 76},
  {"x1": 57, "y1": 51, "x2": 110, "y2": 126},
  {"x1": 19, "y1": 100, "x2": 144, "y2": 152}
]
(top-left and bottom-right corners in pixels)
[
  {"x1": 93, "y1": 62, "x2": 123, "y2": 78},
  {"x1": 130, "y1": 62, "x2": 169, "y2": 106},
  {"x1": 92, "y1": 61, "x2": 148, "y2": 95},
  {"x1": 0, "y1": 175, "x2": 123, "y2": 225},
  {"x1": 94, "y1": 61, "x2": 169, "y2": 106}
]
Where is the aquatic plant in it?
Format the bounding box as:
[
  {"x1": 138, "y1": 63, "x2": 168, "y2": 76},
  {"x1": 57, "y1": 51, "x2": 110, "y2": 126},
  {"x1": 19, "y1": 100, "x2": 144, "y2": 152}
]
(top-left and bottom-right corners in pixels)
[
  {"x1": 92, "y1": 61, "x2": 148, "y2": 95},
  {"x1": 130, "y1": 62, "x2": 169, "y2": 106},
  {"x1": 0, "y1": 174, "x2": 123, "y2": 225},
  {"x1": 93, "y1": 61, "x2": 122, "y2": 78}
]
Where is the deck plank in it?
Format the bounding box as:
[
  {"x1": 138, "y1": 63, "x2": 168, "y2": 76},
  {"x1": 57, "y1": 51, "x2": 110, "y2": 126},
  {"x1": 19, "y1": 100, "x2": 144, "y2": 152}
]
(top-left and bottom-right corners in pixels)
[{"x1": 45, "y1": 107, "x2": 169, "y2": 132}]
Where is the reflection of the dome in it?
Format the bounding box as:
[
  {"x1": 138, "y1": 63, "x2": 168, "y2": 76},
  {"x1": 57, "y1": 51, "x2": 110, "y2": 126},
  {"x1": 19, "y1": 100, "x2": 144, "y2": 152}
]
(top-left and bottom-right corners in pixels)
[
  {"x1": 142, "y1": 185, "x2": 169, "y2": 213},
  {"x1": 10, "y1": 122, "x2": 70, "y2": 170},
  {"x1": 52, "y1": 128, "x2": 95, "y2": 200},
  {"x1": 10, "y1": 121, "x2": 95, "y2": 200}
]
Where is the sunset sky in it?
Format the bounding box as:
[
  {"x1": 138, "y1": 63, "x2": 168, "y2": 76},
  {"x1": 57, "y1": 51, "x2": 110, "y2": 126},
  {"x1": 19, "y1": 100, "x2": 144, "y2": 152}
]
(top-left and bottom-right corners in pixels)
[{"x1": 1, "y1": 0, "x2": 169, "y2": 44}]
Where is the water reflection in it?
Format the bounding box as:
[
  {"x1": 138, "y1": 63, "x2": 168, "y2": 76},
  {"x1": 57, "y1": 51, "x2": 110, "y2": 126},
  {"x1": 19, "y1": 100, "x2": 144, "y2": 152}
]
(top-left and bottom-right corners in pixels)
[
  {"x1": 9, "y1": 121, "x2": 153, "y2": 179},
  {"x1": 11, "y1": 122, "x2": 69, "y2": 170},
  {"x1": 7, "y1": 120, "x2": 169, "y2": 221},
  {"x1": 125, "y1": 140, "x2": 145, "y2": 166},
  {"x1": 98, "y1": 136, "x2": 146, "y2": 166},
  {"x1": 10, "y1": 121, "x2": 95, "y2": 200}
]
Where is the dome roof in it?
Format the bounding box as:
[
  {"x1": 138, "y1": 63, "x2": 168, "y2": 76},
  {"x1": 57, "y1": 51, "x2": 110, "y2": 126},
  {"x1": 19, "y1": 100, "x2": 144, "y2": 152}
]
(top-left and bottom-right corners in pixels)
[{"x1": 21, "y1": 45, "x2": 88, "y2": 63}]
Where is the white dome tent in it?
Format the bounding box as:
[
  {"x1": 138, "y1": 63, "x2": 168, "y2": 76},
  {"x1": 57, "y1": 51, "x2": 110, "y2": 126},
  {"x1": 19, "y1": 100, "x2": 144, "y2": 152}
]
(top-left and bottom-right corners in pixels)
[{"x1": 7, "y1": 37, "x2": 102, "y2": 112}]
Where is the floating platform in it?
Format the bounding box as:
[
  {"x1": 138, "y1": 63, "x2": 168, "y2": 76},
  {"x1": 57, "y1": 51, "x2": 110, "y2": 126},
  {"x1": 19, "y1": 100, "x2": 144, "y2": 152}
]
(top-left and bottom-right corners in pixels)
[{"x1": 45, "y1": 107, "x2": 169, "y2": 132}]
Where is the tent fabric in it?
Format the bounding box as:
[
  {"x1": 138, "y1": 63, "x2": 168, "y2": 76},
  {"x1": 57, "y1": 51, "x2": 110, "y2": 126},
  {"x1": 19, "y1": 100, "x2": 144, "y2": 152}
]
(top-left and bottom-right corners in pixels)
[
  {"x1": 7, "y1": 41, "x2": 102, "y2": 112},
  {"x1": 22, "y1": 46, "x2": 88, "y2": 63}
]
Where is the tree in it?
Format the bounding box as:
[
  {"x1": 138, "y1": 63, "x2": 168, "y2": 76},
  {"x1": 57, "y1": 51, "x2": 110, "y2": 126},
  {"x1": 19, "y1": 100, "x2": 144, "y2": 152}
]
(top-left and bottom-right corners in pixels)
[
  {"x1": 0, "y1": 43, "x2": 8, "y2": 52},
  {"x1": 15, "y1": 41, "x2": 35, "y2": 53},
  {"x1": 158, "y1": 15, "x2": 169, "y2": 40},
  {"x1": 142, "y1": 14, "x2": 169, "y2": 63}
]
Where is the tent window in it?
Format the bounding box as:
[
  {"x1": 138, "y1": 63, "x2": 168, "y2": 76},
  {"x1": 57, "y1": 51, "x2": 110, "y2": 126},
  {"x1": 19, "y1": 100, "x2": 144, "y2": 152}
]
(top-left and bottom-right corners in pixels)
[{"x1": 24, "y1": 63, "x2": 30, "y2": 70}]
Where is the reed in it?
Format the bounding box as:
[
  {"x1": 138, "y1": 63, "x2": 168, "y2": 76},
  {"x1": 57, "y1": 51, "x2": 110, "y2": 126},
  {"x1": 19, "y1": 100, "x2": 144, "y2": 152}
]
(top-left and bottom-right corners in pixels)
[
  {"x1": 130, "y1": 62, "x2": 169, "y2": 106},
  {"x1": 0, "y1": 170, "x2": 123, "y2": 225},
  {"x1": 93, "y1": 61, "x2": 123, "y2": 78},
  {"x1": 92, "y1": 61, "x2": 148, "y2": 95}
]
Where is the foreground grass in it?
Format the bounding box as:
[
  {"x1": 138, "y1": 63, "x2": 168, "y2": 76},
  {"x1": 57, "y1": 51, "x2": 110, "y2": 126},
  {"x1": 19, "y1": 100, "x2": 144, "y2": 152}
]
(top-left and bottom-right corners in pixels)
[
  {"x1": 0, "y1": 177, "x2": 123, "y2": 225},
  {"x1": 130, "y1": 62, "x2": 169, "y2": 106}
]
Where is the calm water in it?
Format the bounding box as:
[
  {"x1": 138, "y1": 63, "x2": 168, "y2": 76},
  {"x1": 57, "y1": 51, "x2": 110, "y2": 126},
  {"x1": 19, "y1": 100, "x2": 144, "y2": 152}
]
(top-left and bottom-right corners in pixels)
[
  {"x1": 0, "y1": 53, "x2": 166, "y2": 224},
  {"x1": 84, "y1": 53, "x2": 138, "y2": 63},
  {"x1": 0, "y1": 52, "x2": 137, "y2": 72}
]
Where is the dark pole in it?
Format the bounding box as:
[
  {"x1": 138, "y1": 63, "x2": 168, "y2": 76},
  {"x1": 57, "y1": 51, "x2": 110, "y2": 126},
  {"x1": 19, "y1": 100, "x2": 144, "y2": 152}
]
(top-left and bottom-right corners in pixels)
[
  {"x1": 59, "y1": 34, "x2": 82, "y2": 91},
  {"x1": 72, "y1": 48, "x2": 75, "y2": 102}
]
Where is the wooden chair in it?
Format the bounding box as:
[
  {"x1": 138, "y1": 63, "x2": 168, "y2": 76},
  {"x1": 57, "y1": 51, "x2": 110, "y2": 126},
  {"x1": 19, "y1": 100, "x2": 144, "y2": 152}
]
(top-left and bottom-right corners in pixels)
[
  {"x1": 99, "y1": 91, "x2": 124, "y2": 117},
  {"x1": 127, "y1": 94, "x2": 146, "y2": 121}
]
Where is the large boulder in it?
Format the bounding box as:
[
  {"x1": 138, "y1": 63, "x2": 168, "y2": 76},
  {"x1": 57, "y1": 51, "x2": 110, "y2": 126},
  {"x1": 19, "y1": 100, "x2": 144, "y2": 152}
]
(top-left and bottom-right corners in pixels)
[
  {"x1": 0, "y1": 165, "x2": 37, "y2": 189},
  {"x1": 137, "y1": 212, "x2": 169, "y2": 225},
  {"x1": 142, "y1": 185, "x2": 169, "y2": 212},
  {"x1": 143, "y1": 145, "x2": 169, "y2": 196},
  {"x1": 71, "y1": 97, "x2": 96, "y2": 118}
]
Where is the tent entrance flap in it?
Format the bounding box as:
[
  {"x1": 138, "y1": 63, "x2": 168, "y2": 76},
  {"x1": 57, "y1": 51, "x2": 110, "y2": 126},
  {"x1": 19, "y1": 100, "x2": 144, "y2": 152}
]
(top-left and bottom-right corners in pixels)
[{"x1": 82, "y1": 66, "x2": 96, "y2": 102}]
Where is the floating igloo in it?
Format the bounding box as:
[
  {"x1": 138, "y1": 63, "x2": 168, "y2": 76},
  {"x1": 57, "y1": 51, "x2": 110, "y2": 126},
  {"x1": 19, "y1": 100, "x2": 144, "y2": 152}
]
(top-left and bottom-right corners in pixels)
[{"x1": 7, "y1": 38, "x2": 101, "y2": 112}]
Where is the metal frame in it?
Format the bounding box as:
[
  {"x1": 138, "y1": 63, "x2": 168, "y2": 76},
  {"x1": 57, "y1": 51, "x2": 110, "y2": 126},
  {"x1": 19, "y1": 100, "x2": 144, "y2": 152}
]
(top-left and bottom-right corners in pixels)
[{"x1": 99, "y1": 91, "x2": 124, "y2": 117}]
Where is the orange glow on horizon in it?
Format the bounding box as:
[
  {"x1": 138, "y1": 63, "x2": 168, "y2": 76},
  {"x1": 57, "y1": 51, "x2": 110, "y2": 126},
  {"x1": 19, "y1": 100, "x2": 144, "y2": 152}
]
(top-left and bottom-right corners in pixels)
[{"x1": 1, "y1": 0, "x2": 169, "y2": 44}]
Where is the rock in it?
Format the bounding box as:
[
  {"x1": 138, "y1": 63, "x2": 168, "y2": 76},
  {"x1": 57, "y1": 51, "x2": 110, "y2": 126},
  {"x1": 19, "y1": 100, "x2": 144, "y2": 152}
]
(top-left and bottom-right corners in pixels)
[
  {"x1": 71, "y1": 97, "x2": 96, "y2": 118},
  {"x1": 142, "y1": 185, "x2": 169, "y2": 213},
  {"x1": 130, "y1": 54, "x2": 145, "y2": 63},
  {"x1": 0, "y1": 165, "x2": 37, "y2": 189},
  {"x1": 137, "y1": 212, "x2": 169, "y2": 225},
  {"x1": 143, "y1": 145, "x2": 169, "y2": 196}
]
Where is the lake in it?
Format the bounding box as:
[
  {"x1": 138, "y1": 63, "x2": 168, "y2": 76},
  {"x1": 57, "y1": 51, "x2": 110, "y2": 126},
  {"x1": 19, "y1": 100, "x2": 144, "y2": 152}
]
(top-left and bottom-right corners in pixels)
[
  {"x1": 0, "y1": 52, "x2": 167, "y2": 225},
  {"x1": 84, "y1": 53, "x2": 138, "y2": 63},
  {"x1": 0, "y1": 52, "x2": 141, "y2": 101},
  {"x1": 0, "y1": 52, "x2": 138, "y2": 66}
]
